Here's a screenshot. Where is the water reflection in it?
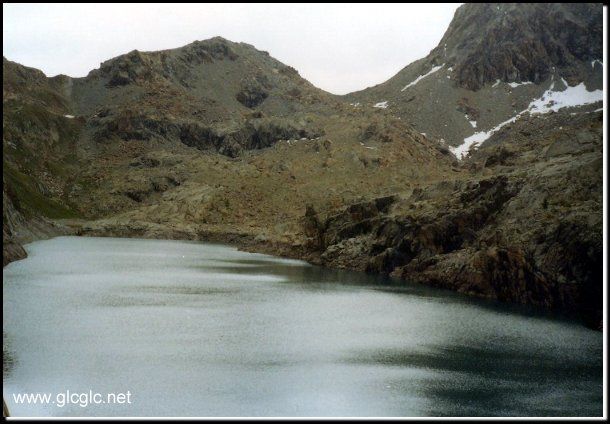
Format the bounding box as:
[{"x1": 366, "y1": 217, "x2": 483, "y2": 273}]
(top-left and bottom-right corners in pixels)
[
  {"x1": 3, "y1": 331, "x2": 17, "y2": 377},
  {"x1": 345, "y1": 343, "x2": 602, "y2": 416}
]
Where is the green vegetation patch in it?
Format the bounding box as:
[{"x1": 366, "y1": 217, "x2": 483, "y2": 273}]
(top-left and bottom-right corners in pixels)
[{"x1": 3, "y1": 162, "x2": 80, "y2": 219}]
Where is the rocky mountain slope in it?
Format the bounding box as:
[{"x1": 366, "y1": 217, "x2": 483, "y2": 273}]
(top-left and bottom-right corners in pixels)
[
  {"x1": 3, "y1": 58, "x2": 83, "y2": 264},
  {"x1": 3, "y1": 4, "x2": 604, "y2": 329},
  {"x1": 3, "y1": 38, "x2": 456, "y2": 262},
  {"x1": 345, "y1": 3, "x2": 603, "y2": 157}
]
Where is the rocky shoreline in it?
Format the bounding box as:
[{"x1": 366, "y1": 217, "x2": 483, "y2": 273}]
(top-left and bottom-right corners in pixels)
[
  {"x1": 298, "y1": 192, "x2": 602, "y2": 331},
  {"x1": 4, "y1": 202, "x2": 601, "y2": 332}
]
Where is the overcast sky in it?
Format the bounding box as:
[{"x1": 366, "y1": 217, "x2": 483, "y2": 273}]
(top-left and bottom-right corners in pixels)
[{"x1": 3, "y1": 3, "x2": 460, "y2": 95}]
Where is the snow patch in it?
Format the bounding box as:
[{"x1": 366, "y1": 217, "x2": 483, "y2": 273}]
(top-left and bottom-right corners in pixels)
[
  {"x1": 451, "y1": 80, "x2": 603, "y2": 160},
  {"x1": 64, "y1": 115, "x2": 75, "y2": 119},
  {"x1": 359, "y1": 142, "x2": 377, "y2": 150},
  {"x1": 507, "y1": 81, "x2": 533, "y2": 88},
  {"x1": 373, "y1": 101, "x2": 388, "y2": 109},
  {"x1": 492, "y1": 79, "x2": 501, "y2": 88},
  {"x1": 401, "y1": 64, "x2": 444, "y2": 91},
  {"x1": 591, "y1": 59, "x2": 603, "y2": 69},
  {"x1": 464, "y1": 114, "x2": 477, "y2": 128},
  {"x1": 450, "y1": 114, "x2": 520, "y2": 160},
  {"x1": 528, "y1": 82, "x2": 603, "y2": 114},
  {"x1": 570, "y1": 108, "x2": 604, "y2": 116}
]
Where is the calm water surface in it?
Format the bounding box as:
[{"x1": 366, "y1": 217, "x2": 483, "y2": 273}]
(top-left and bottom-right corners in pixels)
[{"x1": 2, "y1": 236, "x2": 603, "y2": 417}]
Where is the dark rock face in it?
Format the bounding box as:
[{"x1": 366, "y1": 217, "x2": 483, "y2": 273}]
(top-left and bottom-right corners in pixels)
[
  {"x1": 236, "y1": 82, "x2": 269, "y2": 108},
  {"x1": 3, "y1": 186, "x2": 51, "y2": 267},
  {"x1": 185, "y1": 38, "x2": 239, "y2": 62},
  {"x1": 92, "y1": 110, "x2": 322, "y2": 158},
  {"x1": 456, "y1": 97, "x2": 479, "y2": 120},
  {"x1": 539, "y1": 220, "x2": 603, "y2": 328},
  {"x1": 101, "y1": 50, "x2": 155, "y2": 87},
  {"x1": 95, "y1": 38, "x2": 240, "y2": 88},
  {"x1": 321, "y1": 195, "x2": 398, "y2": 248},
  {"x1": 3, "y1": 197, "x2": 27, "y2": 266},
  {"x1": 2, "y1": 228, "x2": 27, "y2": 266},
  {"x1": 435, "y1": 3, "x2": 603, "y2": 90},
  {"x1": 359, "y1": 121, "x2": 400, "y2": 144},
  {"x1": 309, "y1": 176, "x2": 519, "y2": 271},
  {"x1": 119, "y1": 175, "x2": 180, "y2": 203},
  {"x1": 3, "y1": 57, "x2": 49, "y2": 93}
]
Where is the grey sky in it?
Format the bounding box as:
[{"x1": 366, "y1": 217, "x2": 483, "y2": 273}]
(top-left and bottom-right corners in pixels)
[{"x1": 3, "y1": 3, "x2": 460, "y2": 95}]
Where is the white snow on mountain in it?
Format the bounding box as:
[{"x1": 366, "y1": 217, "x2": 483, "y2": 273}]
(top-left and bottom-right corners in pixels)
[
  {"x1": 508, "y1": 81, "x2": 533, "y2": 88},
  {"x1": 528, "y1": 82, "x2": 603, "y2": 114},
  {"x1": 450, "y1": 114, "x2": 520, "y2": 160},
  {"x1": 401, "y1": 64, "x2": 444, "y2": 91},
  {"x1": 450, "y1": 80, "x2": 603, "y2": 160}
]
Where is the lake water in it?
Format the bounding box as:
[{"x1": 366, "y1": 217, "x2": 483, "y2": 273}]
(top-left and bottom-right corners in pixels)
[{"x1": 2, "y1": 236, "x2": 603, "y2": 417}]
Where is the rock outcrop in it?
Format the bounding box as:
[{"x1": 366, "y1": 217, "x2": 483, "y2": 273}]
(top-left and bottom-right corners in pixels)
[
  {"x1": 3, "y1": 194, "x2": 27, "y2": 266},
  {"x1": 433, "y1": 3, "x2": 603, "y2": 91},
  {"x1": 91, "y1": 111, "x2": 322, "y2": 157}
]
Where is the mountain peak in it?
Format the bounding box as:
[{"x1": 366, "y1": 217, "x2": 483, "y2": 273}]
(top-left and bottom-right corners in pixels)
[
  {"x1": 346, "y1": 2, "x2": 603, "y2": 150},
  {"x1": 431, "y1": 3, "x2": 602, "y2": 90}
]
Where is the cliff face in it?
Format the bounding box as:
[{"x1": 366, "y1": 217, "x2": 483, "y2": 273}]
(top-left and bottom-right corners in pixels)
[
  {"x1": 3, "y1": 192, "x2": 27, "y2": 266},
  {"x1": 433, "y1": 3, "x2": 602, "y2": 90}
]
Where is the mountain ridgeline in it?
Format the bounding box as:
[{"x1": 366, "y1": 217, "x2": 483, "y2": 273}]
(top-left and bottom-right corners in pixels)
[{"x1": 2, "y1": 3, "x2": 604, "y2": 328}]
